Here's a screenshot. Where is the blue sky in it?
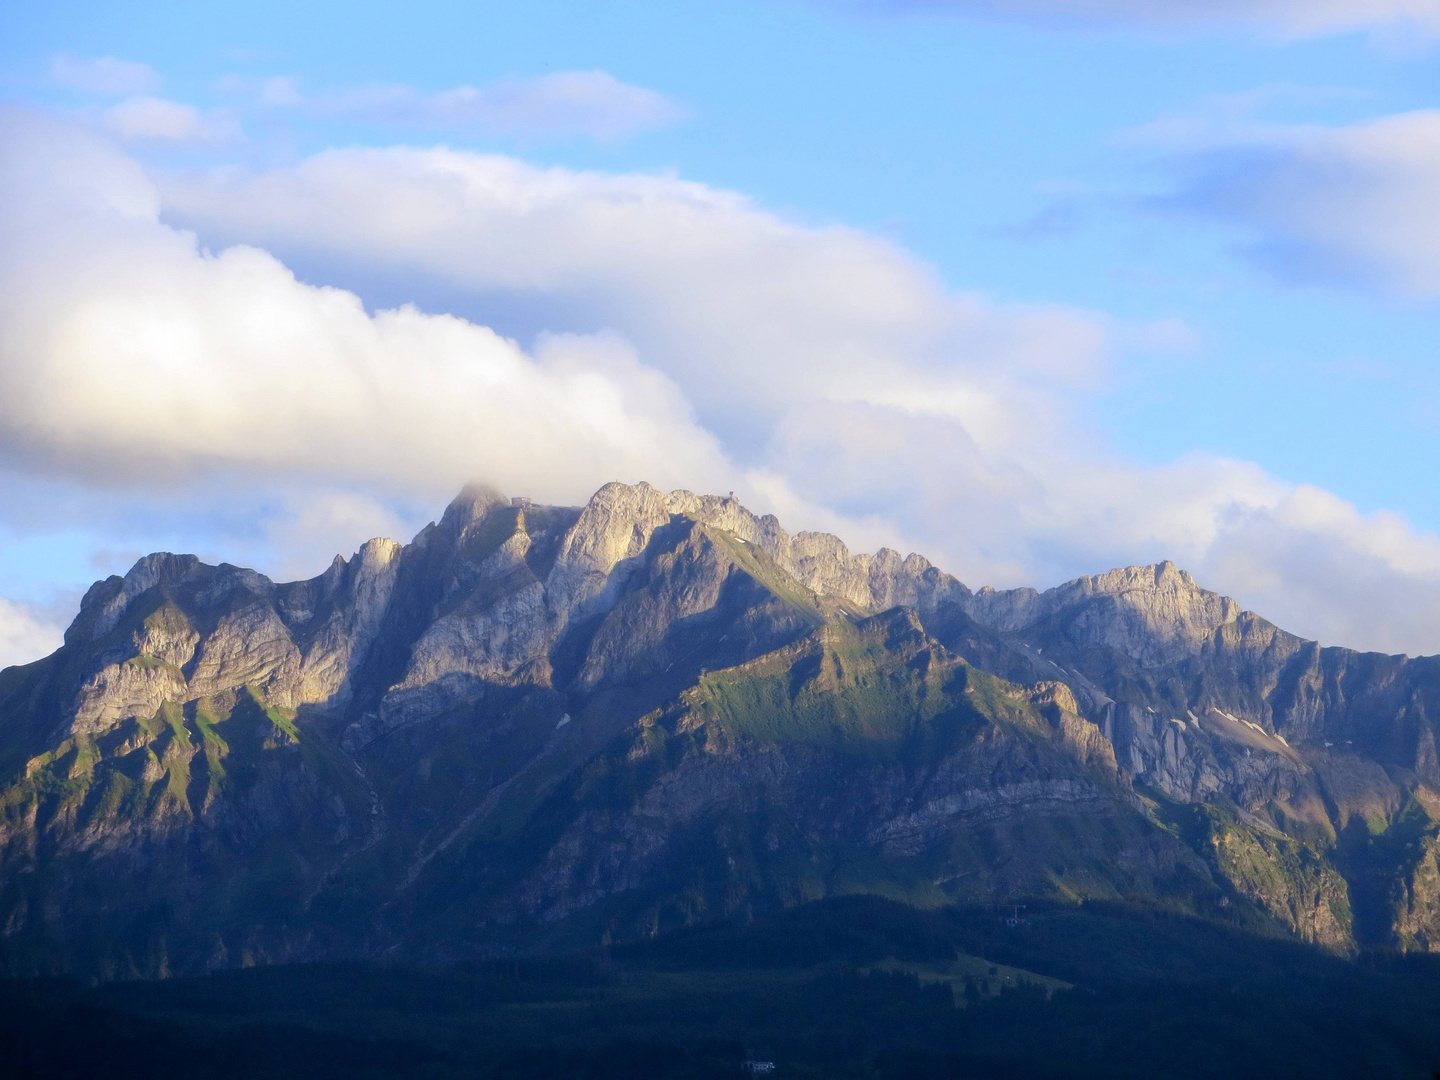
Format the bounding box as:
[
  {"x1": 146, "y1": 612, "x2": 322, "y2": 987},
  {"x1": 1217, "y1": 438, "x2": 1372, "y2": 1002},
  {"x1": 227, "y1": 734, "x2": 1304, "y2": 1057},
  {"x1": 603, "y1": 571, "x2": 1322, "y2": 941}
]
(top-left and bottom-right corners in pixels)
[{"x1": 4, "y1": 0, "x2": 1440, "y2": 663}]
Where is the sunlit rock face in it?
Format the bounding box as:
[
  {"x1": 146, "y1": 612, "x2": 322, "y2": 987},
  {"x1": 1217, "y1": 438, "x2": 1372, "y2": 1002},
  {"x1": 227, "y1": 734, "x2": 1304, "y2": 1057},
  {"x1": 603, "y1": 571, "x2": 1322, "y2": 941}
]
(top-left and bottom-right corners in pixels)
[{"x1": 1, "y1": 480, "x2": 1438, "y2": 976}]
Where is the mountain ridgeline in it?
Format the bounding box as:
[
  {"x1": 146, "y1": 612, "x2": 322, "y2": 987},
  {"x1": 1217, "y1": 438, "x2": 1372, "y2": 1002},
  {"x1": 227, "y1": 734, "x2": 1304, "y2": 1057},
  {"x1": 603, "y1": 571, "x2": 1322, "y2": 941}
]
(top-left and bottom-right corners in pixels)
[{"x1": 2, "y1": 481, "x2": 1439, "y2": 978}]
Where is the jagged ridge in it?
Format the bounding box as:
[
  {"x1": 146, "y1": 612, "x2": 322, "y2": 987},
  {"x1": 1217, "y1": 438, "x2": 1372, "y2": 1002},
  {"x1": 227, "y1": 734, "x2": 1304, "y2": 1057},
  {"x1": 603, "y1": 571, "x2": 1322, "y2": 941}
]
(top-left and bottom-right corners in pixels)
[{"x1": 0, "y1": 481, "x2": 1437, "y2": 976}]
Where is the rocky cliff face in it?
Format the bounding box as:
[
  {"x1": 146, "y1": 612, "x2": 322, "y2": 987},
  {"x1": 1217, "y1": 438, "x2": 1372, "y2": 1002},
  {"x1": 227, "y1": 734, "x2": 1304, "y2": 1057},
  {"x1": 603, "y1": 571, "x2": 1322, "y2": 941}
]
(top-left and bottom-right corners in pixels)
[{"x1": 1, "y1": 482, "x2": 1437, "y2": 975}]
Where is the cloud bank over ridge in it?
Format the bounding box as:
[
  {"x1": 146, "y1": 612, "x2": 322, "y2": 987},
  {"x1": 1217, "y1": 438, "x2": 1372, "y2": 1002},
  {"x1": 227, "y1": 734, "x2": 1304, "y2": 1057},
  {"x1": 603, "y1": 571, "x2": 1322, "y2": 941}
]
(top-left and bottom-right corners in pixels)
[
  {"x1": 0, "y1": 109, "x2": 733, "y2": 498},
  {"x1": 4, "y1": 105, "x2": 1440, "y2": 658}
]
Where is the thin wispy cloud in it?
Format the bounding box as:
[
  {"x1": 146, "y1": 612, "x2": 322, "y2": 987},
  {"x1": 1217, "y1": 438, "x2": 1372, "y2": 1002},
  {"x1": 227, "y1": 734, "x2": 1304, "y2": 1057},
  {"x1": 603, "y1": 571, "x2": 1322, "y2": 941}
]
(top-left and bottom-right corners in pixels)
[
  {"x1": 231, "y1": 70, "x2": 686, "y2": 142},
  {"x1": 1152, "y1": 110, "x2": 1440, "y2": 298},
  {"x1": 993, "y1": 198, "x2": 1084, "y2": 241},
  {"x1": 848, "y1": 0, "x2": 1440, "y2": 37},
  {"x1": 49, "y1": 54, "x2": 161, "y2": 96},
  {"x1": 1119, "y1": 316, "x2": 1203, "y2": 356},
  {"x1": 102, "y1": 96, "x2": 239, "y2": 143},
  {"x1": 1120, "y1": 84, "x2": 1378, "y2": 149}
]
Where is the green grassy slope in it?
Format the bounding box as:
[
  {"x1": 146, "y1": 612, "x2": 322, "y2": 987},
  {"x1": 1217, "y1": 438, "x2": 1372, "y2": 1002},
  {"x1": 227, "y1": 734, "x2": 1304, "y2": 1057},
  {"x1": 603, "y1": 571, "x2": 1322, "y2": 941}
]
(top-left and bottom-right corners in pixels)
[
  {"x1": 0, "y1": 685, "x2": 368, "y2": 978},
  {"x1": 392, "y1": 610, "x2": 1246, "y2": 955}
]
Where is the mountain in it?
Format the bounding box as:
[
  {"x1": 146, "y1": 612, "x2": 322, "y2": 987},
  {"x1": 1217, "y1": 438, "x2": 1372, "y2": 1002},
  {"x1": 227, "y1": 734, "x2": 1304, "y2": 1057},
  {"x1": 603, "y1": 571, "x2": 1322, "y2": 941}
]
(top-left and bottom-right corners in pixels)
[{"x1": 1, "y1": 481, "x2": 1438, "y2": 978}]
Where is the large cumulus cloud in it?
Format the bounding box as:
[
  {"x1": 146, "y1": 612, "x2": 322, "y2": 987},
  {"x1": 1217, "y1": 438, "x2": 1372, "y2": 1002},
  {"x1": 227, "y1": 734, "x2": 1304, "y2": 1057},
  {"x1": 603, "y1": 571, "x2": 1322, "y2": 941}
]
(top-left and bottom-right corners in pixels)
[{"x1": 0, "y1": 108, "x2": 736, "y2": 503}]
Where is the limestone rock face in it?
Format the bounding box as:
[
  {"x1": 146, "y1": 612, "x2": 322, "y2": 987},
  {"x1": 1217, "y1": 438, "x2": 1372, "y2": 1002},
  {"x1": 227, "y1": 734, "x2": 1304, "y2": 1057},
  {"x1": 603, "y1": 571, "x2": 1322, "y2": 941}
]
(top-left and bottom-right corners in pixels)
[
  {"x1": 291, "y1": 537, "x2": 404, "y2": 706},
  {"x1": 4, "y1": 480, "x2": 1440, "y2": 976},
  {"x1": 546, "y1": 481, "x2": 968, "y2": 619},
  {"x1": 45, "y1": 534, "x2": 408, "y2": 743},
  {"x1": 963, "y1": 561, "x2": 1248, "y2": 666}
]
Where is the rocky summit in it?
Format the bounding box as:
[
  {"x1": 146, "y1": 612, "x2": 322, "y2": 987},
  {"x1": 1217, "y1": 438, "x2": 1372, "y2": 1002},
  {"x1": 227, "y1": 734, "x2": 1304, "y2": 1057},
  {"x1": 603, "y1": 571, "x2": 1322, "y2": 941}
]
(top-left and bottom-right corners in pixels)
[{"x1": 2, "y1": 481, "x2": 1438, "y2": 978}]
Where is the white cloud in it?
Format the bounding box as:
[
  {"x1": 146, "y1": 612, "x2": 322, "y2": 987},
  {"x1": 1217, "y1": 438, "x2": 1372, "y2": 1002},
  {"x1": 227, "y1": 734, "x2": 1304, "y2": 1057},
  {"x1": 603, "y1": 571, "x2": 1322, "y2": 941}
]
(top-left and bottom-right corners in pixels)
[
  {"x1": 258, "y1": 76, "x2": 304, "y2": 107},
  {"x1": 856, "y1": 0, "x2": 1440, "y2": 36},
  {"x1": 1119, "y1": 316, "x2": 1202, "y2": 355},
  {"x1": 158, "y1": 143, "x2": 1110, "y2": 445},
  {"x1": 104, "y1": 97, "x2": 200, "y2": 140},
  {"x1": 0, "y1": 596, "x2": 65, "y2": 670},
  {"x1": 258, "y1": 71, "x2": 684, "y2": 141},
  {"x1": 0, "y1": 107, "x2": 736, "y2": 510},
  {"x1": 8, "y1": 106, "x2": 1440, "y2": 655},
  {"x1": 50, "y1": 55, "x2": 161, "y2": 96},
  {"x1": 101, "y1": 96, "x2": 239, "y2": 143},
  {"x1": 1153, "y1": 110, "x2": 1440, "y2": 298}
]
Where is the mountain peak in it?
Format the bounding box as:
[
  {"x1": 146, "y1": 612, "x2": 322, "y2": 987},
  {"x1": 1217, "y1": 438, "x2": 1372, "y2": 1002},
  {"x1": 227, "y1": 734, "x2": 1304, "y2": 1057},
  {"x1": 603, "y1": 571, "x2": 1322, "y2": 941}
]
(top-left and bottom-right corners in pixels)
[
  {"x1": 439, "y1": 482, "x2": 508, "y2": 535},
  {"x1": 961, "y1": 559, "x2": 1256, "y2": 667},
  {"x1": 1083, "y1": 560, "x2": 1195, "y2": 593}
]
